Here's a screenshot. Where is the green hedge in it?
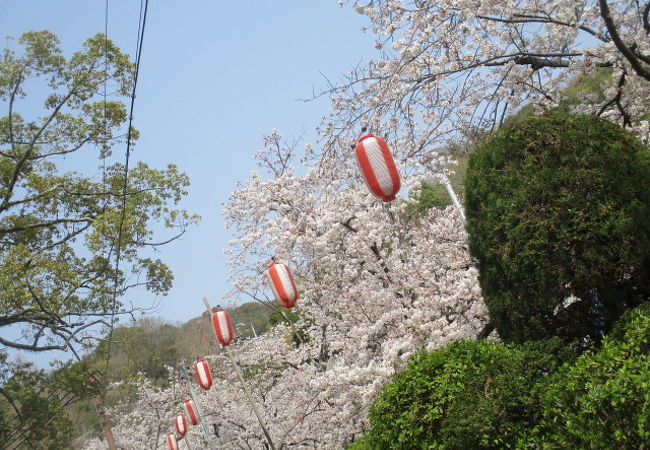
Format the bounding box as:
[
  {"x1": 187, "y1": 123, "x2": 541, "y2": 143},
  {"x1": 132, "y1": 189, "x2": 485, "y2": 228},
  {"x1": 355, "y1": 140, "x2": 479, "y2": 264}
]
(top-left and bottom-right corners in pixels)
[
  {"x1": 527, "y1": 302, "x2": 650, "y2": 448},
  {"x1": 464, "y1": 110, "x2": 650, "y2": 343},
  {"x1": 349, "y1": 339, "x2": 573, "y2": 449},
  {"x1": 350, "y1": 303, "x2": 650, "y2": 449}
]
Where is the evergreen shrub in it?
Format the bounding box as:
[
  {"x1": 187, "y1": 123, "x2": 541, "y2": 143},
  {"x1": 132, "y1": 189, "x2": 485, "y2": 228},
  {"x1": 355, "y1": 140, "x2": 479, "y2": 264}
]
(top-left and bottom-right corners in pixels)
[
  {"x1": 348, "y1": 339, "x2": 573, "y2": 449},
  {"x1": 465, "y1": 110, "x2": 650, "y2": 342},
  {"x1": 527, "y1": 302, "x2": 650, "y2": 448}
]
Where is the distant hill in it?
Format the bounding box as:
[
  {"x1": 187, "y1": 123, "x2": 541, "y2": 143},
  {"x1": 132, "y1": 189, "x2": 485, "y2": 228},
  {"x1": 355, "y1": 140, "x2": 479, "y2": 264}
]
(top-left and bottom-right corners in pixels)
[{"x1": 67, "y1": 301, "x2": 281, "y2": 445}]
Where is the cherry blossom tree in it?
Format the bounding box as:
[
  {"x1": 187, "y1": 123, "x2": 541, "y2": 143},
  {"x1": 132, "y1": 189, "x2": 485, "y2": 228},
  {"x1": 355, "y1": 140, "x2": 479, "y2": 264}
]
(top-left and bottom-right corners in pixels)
[
  {"x1": 83, "y1": 127, "x2": 486, "y2": 448},
  {"x1": 80, "y1": 372, "x2": 186, "y2": 450},
  {"x1": 199, "y1": 127, "x2": 485, "y2": 447},
  {"x1": 315, "y1": 0, "x2": 650, "y2": 164}
]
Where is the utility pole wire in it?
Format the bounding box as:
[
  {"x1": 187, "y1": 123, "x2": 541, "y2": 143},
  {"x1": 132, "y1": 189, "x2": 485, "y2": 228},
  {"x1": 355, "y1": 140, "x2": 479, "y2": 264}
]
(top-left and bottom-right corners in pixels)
[{"x1": 104, "y1": 0, "x2": 150, "y2": 377}]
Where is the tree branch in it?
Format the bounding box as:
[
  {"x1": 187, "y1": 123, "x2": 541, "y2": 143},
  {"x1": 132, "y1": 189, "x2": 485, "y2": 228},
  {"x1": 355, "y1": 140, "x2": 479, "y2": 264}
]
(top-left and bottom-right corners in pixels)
[
  {"x1": 7, "y1": 68, "x2": 24, "y2": 158},
  {"x1": 1, "y1": 65, "x2": 95, "y2": 210},
  {"x1": 0, "y1": 216, "x2": 95, "y2": 234},
  {"x1": 479, "y1": 14, "x2": 608, "y2": 42},
  {"x1": 477, "y1": 322, "x2": 495, "y2": 339},
  {"x1": 0, "y1": 183, "x2": 63, "y2": 213},
  {"x1": 599, "y1": 0, "x2": 650, "y2": 80}
]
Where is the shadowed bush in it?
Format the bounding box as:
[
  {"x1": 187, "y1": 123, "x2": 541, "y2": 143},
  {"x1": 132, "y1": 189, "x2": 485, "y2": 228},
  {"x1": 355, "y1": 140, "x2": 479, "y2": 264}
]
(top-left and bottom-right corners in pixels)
[{"x1": 465, "y1": 110, "x2": 650, "y2": 343}]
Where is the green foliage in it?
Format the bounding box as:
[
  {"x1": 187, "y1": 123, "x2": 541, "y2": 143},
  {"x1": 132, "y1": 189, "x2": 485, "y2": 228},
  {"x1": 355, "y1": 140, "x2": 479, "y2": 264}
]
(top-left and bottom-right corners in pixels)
[
  {"x1": 408, "y1": 153, "x2": 469, "y2": 215},
  {"x1": 233, "y1": 301, "x2": 278, "y2": 338},
  {"x1": 0, "y1": 30, "x2": 199, "y2": 352},
  {"x1": 89, "y1": 318, "x2": 182, "y2": 384},
  {"x1": 465, "y1": 110, "x2": 650, "y2": 343},
  {"x1": 350, "y1": 339, "x2": 574, "y2": 450},
  {"x1": 558, "y1": 68, "x2": 614, "y2": 110},
  {"x1": 0, "y1": 357, "x2": 74, "y2": 449},
  {"x1": 351, "y1": 305, "x2": 650, "y2": 449},
  {"x1": 408, "y1": 182, "x2": 452, "y2": 213},
  {"x1": 527, "y1": 302, "x2": 650, "y2": 448}
]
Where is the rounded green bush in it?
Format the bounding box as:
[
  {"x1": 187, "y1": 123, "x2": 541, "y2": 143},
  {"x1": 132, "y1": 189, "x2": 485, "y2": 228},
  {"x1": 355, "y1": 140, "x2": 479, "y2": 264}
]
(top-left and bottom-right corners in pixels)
[
  {"x1": 465, "y1": 110, "x2": 650, "y2": 343},
  {"x1": 349, "y1": 339, "x2": 573, "y2": 449}
]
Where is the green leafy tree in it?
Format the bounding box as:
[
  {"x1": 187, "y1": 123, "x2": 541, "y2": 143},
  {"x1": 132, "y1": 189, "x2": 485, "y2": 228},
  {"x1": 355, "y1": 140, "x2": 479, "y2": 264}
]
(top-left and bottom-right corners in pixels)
[
  {"x1": 408, "y1": 151, "x2": 469, "y2": 216},
  {"x1": 465, "y1": 110, "x2": 650, "y2": 343},
  {"x1": 407, "y1": 182, "x2": 452, "y2": 214},
  {"x1": 90, "y1": 318, "x2": 181, "y2": 383},
  {"x1": 0, "y1": 356, "x2": 75, "y2": 449},
  {"x1": 0, "y1": 31, "x2": 198, "y2": 353}
]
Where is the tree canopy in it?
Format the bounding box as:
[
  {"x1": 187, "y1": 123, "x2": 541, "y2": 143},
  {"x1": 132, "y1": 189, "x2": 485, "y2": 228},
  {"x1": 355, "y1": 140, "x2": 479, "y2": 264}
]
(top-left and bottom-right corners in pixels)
[
  {"x1": 0, "y1": 31, "x2": 198, "y2": 353},
  {"x1": 315, "y1": 0, "x2": 650, "y2": 170}
]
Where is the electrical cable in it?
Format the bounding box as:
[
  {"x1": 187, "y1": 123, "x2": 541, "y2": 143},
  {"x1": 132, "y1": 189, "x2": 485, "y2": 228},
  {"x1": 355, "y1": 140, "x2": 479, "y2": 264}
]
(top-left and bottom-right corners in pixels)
[{"x1": 102, "y1": 0, "x2": 150, "y2": 379}]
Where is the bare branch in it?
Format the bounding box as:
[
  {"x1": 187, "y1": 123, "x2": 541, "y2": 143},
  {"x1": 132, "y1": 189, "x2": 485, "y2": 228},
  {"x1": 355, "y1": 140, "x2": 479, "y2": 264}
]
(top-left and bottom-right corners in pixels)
[{"x1": 0, "y1": 216, "x2": 95, "y2": 234}]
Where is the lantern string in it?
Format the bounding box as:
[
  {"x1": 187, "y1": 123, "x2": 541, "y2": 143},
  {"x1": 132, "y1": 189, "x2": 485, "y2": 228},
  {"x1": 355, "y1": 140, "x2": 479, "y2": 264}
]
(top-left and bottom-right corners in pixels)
[{"x1": 203, "y1": 298, "x2": 277, "y2": 450}]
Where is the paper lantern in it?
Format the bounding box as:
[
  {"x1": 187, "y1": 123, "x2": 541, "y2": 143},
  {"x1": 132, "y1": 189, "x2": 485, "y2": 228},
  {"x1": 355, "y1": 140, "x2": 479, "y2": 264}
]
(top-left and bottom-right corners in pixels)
[
  {"x1": 211, "y1": 308, "x2": 234, "y2": 346},
  {"x1": 194, "y1": 359, "x2": 213, "y2": 390},
  {"x1": 267, "y1": 262, "x2": 298, "y2": 308},
  {"x1": 184, "y1": 399, "x2": 199, "y2": 425},
  {"x1": 167, "y1": 434, "x2": 178, "y2": 450},
  {"x1": 354, "y1": 134, "x2": 401, "y2": 202},
  {"x1": 174, "y1": 414, "x2": 188, "y2": 436}
]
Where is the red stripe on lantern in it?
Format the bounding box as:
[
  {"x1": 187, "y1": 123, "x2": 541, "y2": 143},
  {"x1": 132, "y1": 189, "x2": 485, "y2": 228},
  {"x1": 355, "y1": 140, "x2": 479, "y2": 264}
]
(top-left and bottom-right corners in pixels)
[
  {"x1": 211, "y1": 309, "x2": 234, "y2": 346},
  {"x1": 355, "y1": 134, "x2": 401, "y2": 202},
  {"x1": 174, "y1": 414, "x2": 188, "y2": 436},
  {"x1": 193, "y1": 360, "x2": 213, "y2": 390},
  {"x1": 184, "y1": 399, "x2": 199, "y2": 425},
  {"x1": 167, "y1": 434, "x2": 178, "y2": 450},
  {"x1": 268, "y1": 262, "x2": 298, "y2": 308}
]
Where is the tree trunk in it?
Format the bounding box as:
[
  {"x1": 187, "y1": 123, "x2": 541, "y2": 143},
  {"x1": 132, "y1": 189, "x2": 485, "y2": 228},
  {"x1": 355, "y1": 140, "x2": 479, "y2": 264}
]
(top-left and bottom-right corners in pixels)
[
  {"x1": 477, "y1": 322, "x2": 495, "y2": 340},
  {"x1": 93, "y1": 394, "x2": 117, "y2": 450}
]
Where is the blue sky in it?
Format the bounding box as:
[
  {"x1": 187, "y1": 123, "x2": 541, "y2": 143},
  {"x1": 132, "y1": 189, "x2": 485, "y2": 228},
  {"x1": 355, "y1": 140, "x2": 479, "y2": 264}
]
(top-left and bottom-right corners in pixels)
[{"x1": 2, "y1": 1, "x2": 375, "y2": 359}]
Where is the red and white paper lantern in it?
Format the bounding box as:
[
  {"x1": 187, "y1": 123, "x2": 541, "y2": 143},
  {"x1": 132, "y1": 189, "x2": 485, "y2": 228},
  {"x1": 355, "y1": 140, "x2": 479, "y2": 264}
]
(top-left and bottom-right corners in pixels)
[
  {"x1": 184, "y1": 399, "x2": 199, "y2": 425},
  {"x1": 211, "y1": 308, "x2": 234, "y2": 346},
  {"x1": 166, "y1": 434, "x2": 178, "y2": 450},
  {"x1": 354, "y1": 134, "x2": 401, "y2": 202},
  {"x1": 267, "y1": 262, "x2": 299, "y2": 308},
  {"x1": 174, "y1": 414, "x2": 188, "y2": 436},
  {"x1": 194, "y1": 359, "x2": 213, "y2": 390}
]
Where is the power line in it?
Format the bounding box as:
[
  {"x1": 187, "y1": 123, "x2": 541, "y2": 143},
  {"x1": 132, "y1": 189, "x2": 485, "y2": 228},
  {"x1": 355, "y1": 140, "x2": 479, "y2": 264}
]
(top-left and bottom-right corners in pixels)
[
  {"x1": 103, "y1": 0, "x2": 150, "y2": 378},
  {"x1": 101, "y1": 0, "x2": 109, "y2": 188}
]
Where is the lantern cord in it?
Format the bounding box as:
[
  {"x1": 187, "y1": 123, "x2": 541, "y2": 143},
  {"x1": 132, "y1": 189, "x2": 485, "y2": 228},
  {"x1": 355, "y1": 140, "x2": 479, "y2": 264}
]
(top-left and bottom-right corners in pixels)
[
  {"x1": 103, "y1": 0, "x2": 150, "y2": 379},
  {"x1": 202, "y1": 298, "x2": 277, "y2": 450},
  {"x1": 179, "y1": 360, "x2": 218, "y2": 450}
]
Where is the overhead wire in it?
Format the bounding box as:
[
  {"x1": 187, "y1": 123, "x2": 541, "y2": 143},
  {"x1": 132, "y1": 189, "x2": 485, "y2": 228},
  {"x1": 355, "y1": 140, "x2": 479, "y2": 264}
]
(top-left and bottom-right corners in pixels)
[
  {"x1": 103, "y1": 0, "x2": 150, "y2": 378},
  {"x1": 2, "y1": 2, "x2": 152, "y2": 447},
  {"x1": 101, "y1": 0, "x2": 109, "y2": 186}
]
